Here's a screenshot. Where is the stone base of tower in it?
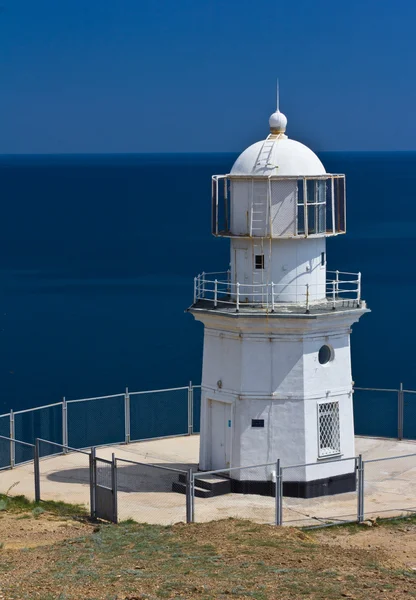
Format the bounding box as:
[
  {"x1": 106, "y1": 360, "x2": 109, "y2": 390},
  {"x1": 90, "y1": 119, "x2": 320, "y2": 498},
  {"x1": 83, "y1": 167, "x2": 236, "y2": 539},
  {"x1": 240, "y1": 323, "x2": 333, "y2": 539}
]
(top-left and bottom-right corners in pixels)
[{"x1": 228, "y1": 471, "x2": 356, "y2": 499}]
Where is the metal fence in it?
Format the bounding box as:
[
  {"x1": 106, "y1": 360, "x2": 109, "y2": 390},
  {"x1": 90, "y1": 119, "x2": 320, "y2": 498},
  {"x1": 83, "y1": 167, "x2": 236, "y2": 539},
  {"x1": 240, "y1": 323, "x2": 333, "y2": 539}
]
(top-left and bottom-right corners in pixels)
[
  {"x1": 116, "y1": 457, "x2": 190, "y2": 525},
  {"x1": 0, "y1": 382, "x2": 414, "y2": 472},
  {"x1": 1, "y1": 433, "x2": 416, "y2": 529},
  {"x1": 0, "y1": 382, "x2": 416, "y2": 529},
  {"x1": 0, "y1": 382, "x2": 200, "y2": 469}
]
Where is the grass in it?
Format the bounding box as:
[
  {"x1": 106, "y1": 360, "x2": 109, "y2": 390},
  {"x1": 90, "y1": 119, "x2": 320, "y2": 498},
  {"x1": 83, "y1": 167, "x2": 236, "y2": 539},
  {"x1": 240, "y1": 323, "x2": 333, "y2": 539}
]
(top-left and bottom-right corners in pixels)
[
  {"x1": 313, "y1": 511, "x2": 416, "y2": 534},
  {"x1": 0, "y1": 497, "x2": 415, "y2": 599},
  {"x1": 0, "y1": 493, "x2": 88, "y2": 518}
]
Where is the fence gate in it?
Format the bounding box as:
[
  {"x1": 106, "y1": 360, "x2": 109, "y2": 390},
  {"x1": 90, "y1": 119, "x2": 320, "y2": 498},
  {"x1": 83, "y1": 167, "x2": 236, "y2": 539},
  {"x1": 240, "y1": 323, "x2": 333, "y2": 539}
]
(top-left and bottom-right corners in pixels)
[{"x1": 91, "y1": 450, "x2": 117, "y2": 523}]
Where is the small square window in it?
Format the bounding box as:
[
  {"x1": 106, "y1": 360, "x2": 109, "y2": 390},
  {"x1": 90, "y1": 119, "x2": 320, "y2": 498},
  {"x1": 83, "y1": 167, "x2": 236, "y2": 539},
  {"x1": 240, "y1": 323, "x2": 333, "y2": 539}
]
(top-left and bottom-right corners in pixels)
[
  {"x1": 255, "y1": 255, "x2": 264, "y2": 269},
  {"x1": 318, "y1": 401, "x2": 340, "y2": 457}
]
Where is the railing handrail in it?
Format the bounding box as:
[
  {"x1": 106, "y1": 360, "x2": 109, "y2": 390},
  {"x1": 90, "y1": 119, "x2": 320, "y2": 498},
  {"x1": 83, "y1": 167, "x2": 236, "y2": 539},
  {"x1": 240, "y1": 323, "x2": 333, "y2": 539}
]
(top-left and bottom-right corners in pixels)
[
  {"x1": 116, "y1": 456, "x2": 187, "y2": 474},
  {"x1": 36, "y1": 438, "x2": 91, "y2": 456},
  {"x1": 0, "y1": 434, "x2": 35, "y2": 448}
]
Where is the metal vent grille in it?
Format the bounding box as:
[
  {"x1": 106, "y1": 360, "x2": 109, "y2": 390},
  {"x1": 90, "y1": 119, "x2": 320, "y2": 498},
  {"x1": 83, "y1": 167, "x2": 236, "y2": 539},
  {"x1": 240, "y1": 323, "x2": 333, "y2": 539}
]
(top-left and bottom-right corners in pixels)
[{"x1": 318, "y1": 401, "x2": 340, "y2": 457}]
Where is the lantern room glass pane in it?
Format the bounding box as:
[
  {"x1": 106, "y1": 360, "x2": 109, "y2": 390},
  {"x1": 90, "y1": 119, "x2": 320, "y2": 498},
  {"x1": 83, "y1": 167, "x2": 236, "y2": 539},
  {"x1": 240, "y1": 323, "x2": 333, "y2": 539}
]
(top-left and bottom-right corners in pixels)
[
  {"x1": 334, "y1": 178, "x2": 346, "y2": 232},
  {"x1": 211, "y1": 178, "x2": 218, "y2": 235},
  {"x1": 326, "y1": 179, "x2": 333, "y2": 233},
  {"x1": 317, "y1": 203, "x2": 325, "y2": 233},
  {"x1": 307, "y1": 205, "x2": 316, "y2": 234},
  {"x1": 297, "y1": 179, "x2": 304, "y2": 204},
  {"x1": 307, "y1": 180, "x2": 315, "y2": 203},
  {"x1": 317, "y1": 180, "x2": 326, "y2": 203},
  {"x1": 297, "y1": 180, "x2": 305, "y2": 234}
]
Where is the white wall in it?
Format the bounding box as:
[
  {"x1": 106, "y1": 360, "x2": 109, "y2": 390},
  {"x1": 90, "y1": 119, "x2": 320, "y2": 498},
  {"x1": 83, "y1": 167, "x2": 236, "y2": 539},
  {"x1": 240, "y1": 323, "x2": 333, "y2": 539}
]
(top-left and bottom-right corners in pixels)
[
  {"x1": 230, "y1": 237, "x2": 326, "y2": 303},
  {"x1": 196, "y1": 309, "x2": 363, "y2": 481}
]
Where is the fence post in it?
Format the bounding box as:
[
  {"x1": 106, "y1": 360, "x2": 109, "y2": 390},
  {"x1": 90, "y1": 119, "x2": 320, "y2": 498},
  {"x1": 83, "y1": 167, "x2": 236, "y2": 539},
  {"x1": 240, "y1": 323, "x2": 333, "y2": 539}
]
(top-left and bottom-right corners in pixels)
[
  {"x1": 271, "y1": 282, "x2": 275, "y2": 313},
  {"x1": 332, "y1": 280, "x2": 336, "y2": 310},
  {"x1": 201, "y1": 272, "x2": 205, "y2": 299},
  {"x1": 275, "y1": 459, "x2": 283, "y2": 526},
  {"x1": 305, "y1": 284, "x2": 310, "y2": 314},
  {"x1": 124, "y1": 387, "x2": 131, "y2": 444},
  {"x1": 357, "y1": 454, "x2": 364, "y2": 523},
  {"x1": 214, "y1": 279, "x2": 218, "y2": 308},
  {"x1": 357, "y1": 271, "x2": 361, "y2": 306},
  {"x1": 10, "y1": 410, "x2": 15, "y2": 469},
  {"x1": 188, "y1": 381, "x2": 193, "y2": 435},
  {"x1": 398, "y1": 383, "x2": 404, "y2": 440},
  {"x1": 62, "y1": 397, "x2": 68, "y2": 454},
  {"x1": 112, "y1": 453, "x2": 118, "y2": 524},
  {"x1": 34, "y1": 438, "x2": 40, "y2": 502},
  {"x1": 90, "y1": 447, "x2": 96, "y2": 519},
  {"x1": 193, "y1": 276, "x2": 197, "y2": 304},
  {"x1": 186, "y1": 468, "x2": 194, "y2": 523},
  {"x1": 236, "y1": 282, "x2": 240, "y2": 313}
]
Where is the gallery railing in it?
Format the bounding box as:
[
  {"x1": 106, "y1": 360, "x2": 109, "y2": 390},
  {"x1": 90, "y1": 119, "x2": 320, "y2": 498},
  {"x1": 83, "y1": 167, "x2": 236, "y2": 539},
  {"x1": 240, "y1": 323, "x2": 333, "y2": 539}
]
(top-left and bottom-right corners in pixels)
[{"x1": 193, "y1": 270, "x2": 362, "y2": 312}]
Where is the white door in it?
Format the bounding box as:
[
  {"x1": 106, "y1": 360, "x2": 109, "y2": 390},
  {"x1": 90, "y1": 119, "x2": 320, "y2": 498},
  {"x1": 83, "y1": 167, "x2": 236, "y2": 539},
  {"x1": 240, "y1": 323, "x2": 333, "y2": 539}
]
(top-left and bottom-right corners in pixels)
[
  {"x1": 234, "y1": 247, "x2": 250, "y2": 302},
  {"x1": 209, "y1": 400, "x2": 232, "y2": 470}
]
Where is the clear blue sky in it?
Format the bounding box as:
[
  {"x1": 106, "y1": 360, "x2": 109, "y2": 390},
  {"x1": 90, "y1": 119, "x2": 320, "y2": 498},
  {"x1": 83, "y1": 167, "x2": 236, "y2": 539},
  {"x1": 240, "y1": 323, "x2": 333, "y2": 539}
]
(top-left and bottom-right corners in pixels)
[{"x1": 1, "y1": 0, "x2": 415, "y2": 153}]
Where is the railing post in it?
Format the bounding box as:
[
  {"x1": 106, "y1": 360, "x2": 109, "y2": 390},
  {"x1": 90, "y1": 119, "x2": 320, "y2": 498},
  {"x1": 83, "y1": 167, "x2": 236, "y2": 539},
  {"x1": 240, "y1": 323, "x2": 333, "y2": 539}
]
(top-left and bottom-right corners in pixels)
[
  {"x1": 357, "y1": 271, "x2": 361, "y2": 307},
  {"x1": 357, "y1": 454, "x2": 364, "y2": 523},
  {"x1": 236, "y1": 282, "x2": 240, "y2": 313},
  {"x1": 34, "y1": 438, "x2": 40, "y2": 502},
  {"x1": 271, "y1": 282, "x2": 275, "y2": 313},
  {"x1": 275, "y1": 459, "x2": 283, "y2": 526},
  {"x1": 124, "y1": 387, "x2": 130, "y2": 444},
  {"x1": 62, "y1": 397, "x2": 68, "y2": 454},
  {"x1": 188, "y1": 381, "x2": 193, "y2": 435},
  {"x1": 190, "y1": 471, "x2": 195, "y2": 523},
  {"x1": 332, "y1": 280, "x2": 336, "y2": 310},
  {"x1": 335, "y1": 269, "x2": 339, "y2": 296},
  {"x1": 112, "y1": 453, "x2": 118, "y2": 524},
  {"x1": 193, "y1": 276, "x2": 197, "y2": 304},
  {"x1": 214, "y1": 279, "x2": 218, "y2": 308},
  {"x1": 201, "y1": 272, "x2": 206, "y2": 299},
  {"x1": 398, "y1": 382, "x2": 404, "y2": 440},
  {"x1": 90, "y1": 447, "x2": 96, "y2": 519},
  {"x1": 227, "y1": 269, "x2": 231, "y2": 295},
  {"x1": 305, "y1": 284, "x2": 310, "y2": 314},
  {"x1": 186, "y1": 468, "x2": 194, "y2": 523},
  {"x1": 10, "y1": 410, "x2": 15, "y2": 469}
]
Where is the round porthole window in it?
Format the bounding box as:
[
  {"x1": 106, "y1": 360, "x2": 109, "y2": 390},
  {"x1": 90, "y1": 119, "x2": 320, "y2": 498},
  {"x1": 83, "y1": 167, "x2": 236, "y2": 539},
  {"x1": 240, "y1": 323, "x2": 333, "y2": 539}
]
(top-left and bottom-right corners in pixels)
[{"x1": 318, "y1": 345, "x2": 333, "y2": 365}]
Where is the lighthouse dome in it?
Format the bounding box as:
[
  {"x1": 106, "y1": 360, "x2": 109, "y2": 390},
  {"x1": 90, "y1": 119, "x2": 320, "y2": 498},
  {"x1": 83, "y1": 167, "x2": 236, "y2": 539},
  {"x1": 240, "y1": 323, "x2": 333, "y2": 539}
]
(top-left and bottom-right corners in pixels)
[
  {"x1": 231, "y1": 137, "x2": 326, "y2": 177},
  {"x1": 230, "y1": 110, "x2": 325, "y2": 177}
]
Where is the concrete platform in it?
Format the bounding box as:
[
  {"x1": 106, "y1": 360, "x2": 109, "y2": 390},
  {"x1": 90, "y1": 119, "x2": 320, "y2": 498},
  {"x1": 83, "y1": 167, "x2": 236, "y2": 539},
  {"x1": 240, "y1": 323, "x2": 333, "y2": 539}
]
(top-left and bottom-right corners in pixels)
[{"x1": 1, "y1": 435, "x2": 415, "y2": 526}]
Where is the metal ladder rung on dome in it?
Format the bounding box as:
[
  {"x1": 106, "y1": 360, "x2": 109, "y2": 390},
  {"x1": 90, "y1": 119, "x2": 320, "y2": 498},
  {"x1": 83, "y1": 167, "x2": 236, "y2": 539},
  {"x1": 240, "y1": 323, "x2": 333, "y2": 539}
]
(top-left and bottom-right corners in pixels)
[{"x1": 255, "y1": 134, "x2": 277, "y2": 168}]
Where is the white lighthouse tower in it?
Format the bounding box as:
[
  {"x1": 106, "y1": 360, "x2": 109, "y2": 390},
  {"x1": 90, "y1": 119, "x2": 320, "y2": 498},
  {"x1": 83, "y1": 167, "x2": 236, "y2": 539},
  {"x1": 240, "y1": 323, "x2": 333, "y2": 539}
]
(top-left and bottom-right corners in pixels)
[{"x1": 190, "y1": 97, "x2": 369, "y2": 497}]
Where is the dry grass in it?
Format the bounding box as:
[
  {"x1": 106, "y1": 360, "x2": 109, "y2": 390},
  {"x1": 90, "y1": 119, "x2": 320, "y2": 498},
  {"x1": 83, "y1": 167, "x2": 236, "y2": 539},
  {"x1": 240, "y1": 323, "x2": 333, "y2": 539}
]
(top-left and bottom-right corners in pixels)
[{"x1": 0, "y1": 499, "x2": 415, "y2": 599}]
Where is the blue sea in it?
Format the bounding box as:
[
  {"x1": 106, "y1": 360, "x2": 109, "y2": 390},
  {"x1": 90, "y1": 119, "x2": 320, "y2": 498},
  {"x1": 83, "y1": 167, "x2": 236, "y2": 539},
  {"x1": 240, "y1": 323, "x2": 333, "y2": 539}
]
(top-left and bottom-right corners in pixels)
[{"x1": 0, "y1": 152, "x2": 415, "y2": 438}]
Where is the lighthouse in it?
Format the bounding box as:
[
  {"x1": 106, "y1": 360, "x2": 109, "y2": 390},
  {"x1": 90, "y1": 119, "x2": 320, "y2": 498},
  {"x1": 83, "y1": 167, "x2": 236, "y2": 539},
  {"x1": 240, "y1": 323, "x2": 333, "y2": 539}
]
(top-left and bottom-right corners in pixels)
[{"x1": 189, "y1": 97, "x2": 369, "y2": 498}]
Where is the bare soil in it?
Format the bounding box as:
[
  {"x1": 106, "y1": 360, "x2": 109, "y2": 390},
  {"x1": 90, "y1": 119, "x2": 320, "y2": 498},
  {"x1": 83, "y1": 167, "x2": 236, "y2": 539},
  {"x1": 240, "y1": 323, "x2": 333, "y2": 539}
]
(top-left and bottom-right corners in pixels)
[{"x1": 0, "y1": 510, "x2": 415, "y2": 600}]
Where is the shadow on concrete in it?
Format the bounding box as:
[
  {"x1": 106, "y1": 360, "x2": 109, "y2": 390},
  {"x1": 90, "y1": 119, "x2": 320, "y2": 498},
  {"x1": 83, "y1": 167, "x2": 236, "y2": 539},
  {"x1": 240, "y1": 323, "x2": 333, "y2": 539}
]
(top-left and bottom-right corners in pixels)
[{"x1": 46, "y1": 461, "x2": 197, "y2": 493}]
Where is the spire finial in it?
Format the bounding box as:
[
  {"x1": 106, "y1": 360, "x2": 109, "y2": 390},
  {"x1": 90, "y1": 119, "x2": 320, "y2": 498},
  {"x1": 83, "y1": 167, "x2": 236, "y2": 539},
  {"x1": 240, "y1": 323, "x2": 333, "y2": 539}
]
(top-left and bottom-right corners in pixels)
[
  {"x1": 269, "y1": 79, "x2": 287, "y2": 134},
  {"x1": 276, "y1": 78, "x2": 280, "y2": 112}
]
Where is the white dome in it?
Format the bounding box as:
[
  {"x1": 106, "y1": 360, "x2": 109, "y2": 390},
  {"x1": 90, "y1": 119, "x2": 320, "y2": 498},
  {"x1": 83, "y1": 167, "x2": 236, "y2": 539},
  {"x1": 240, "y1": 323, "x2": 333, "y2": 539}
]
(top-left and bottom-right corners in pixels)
[
  {"x1": 269, "y1": 110, "x2": 287, "y2": 133},
  {"x1": 230, "y1": 137, "x2": 326, "y2": 177}
]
